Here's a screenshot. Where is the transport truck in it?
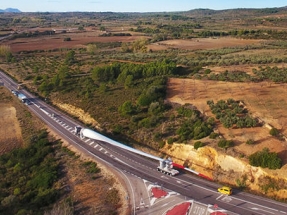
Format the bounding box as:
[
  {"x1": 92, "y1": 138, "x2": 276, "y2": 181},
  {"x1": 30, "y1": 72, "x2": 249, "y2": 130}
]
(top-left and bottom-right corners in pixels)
[
  {"x1": 17, "y1": 93, "x2": 30, "y2": 105},
  {"x1": 157, "y1": 159, "x2": 179, "y2": 176}
]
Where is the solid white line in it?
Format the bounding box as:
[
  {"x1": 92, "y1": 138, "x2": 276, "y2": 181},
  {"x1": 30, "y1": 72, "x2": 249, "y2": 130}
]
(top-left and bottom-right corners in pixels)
[{"x1": 118, "y1": 170, "x2": 136, "y2": 215}]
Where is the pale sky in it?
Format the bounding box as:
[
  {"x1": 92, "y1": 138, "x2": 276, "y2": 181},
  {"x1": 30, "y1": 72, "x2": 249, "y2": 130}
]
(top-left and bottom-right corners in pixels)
[{"x1": 1, "y1": 0, "x2": 287, "y2": 12}]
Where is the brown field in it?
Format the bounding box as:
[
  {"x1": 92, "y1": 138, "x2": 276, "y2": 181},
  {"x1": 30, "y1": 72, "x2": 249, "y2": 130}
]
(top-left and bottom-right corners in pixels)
[
  {"x1": 0, "y1": 104, "x2": 22, "y2": 154},
  {"x1": 149, "y1": 37, "x2": 263, "y2": 51},
  {"x1": 4, "y1": 31, "x2": 145, "y2": 53},
  {"x1": 166, "y1": 78, "x2": 287, "y2": 164}
]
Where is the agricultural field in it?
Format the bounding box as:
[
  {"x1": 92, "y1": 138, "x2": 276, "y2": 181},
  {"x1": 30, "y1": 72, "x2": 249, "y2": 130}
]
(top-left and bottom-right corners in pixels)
[{"x1": 1, "y1": 7, "x2": 287, "y2": 205}]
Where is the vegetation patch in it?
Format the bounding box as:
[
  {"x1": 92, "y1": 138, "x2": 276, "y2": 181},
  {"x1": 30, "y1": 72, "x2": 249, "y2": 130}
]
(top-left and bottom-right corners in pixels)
[
  {"x1": 249, "y1": 147, "x2": 282, "y2": 170},
  {"x1": 207, "y1": 99, "x2": 257, "y2": 128},
  {"x1": 0, "y1": 130, "x2": 59, "y2": 215}
]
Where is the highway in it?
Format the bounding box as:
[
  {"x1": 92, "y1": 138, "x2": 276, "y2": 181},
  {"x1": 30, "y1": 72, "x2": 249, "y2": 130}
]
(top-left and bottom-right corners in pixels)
[{"x1": 1, "y1": 70, "x2": 287, "y2": 215}]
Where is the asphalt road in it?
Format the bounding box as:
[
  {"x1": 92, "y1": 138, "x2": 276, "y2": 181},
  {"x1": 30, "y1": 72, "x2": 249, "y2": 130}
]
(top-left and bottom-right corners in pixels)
[{"x1": 1, "y1": 70, "x2": 287, "y2": 215}]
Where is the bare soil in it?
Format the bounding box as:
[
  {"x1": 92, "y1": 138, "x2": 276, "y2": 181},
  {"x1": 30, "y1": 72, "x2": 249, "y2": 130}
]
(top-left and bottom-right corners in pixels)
[
  {"x1": 148, "y1": 37, "x2": 263, "y2": 51},
  {"x1": 0, "y1": 104, "x2": 22, "y2": 154},
  {"x1": 3, "y1": 31, "x2": 145, "y2": 53}
]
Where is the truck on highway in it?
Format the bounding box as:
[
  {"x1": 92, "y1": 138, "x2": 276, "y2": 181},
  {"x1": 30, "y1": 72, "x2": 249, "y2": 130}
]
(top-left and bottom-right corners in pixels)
[
  {"x1": 157, "y1": 159, "x2": 179, "y2": 176},
  {"x1": 17, "y1": 93, "x2": 30, "y2": 105},
  {"x1": 77, "y1": 127, "x2": 180, "y2": 176}
]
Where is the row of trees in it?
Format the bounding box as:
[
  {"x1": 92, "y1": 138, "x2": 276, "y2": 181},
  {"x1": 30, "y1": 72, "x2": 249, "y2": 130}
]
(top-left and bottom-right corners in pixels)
[
  {"x1": 202, "y1": 66, "x2": 287, "y2": 83},
  {"x1": 252, "y1": 66, "x2": 287, "y2": 83}
]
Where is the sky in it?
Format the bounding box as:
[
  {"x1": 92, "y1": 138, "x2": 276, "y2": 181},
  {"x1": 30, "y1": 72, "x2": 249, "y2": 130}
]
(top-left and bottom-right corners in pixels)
[{"x1": 2, "y1": 0, "x2": 287, "y2": 13}]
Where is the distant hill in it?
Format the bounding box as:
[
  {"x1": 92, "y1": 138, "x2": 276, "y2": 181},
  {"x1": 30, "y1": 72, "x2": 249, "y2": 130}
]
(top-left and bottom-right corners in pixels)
[{"x1": 0, "y1": 8, "x2": 21, "y2": 13}]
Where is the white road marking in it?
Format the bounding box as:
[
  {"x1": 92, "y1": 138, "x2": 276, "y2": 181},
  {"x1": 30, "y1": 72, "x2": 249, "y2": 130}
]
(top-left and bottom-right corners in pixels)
[
  {"x1": 216, "y1": 194, "x2": 223, "y2": 200},
  {"x1": 250, "y1": 207, "x2": 275, "y2": 214}
]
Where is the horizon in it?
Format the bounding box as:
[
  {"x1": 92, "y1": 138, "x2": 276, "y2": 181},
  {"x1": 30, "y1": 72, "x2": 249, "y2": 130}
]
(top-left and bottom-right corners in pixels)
[{"x1": 1, "y1": 0, "x2": 287, "y2": 13}]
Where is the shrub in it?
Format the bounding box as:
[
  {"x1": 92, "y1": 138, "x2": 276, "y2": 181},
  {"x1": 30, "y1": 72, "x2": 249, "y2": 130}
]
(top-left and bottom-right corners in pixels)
[
  {"x1": 63, "y1": 37, "x2": 71, "y2": 41},
  {"x1": 158, "y1": 141, "x2": 165, "y2": 148},
  {"x1": 209, "y1": 132, "x2": 219, "y2": 139},
  {"x1": 269, "y1": 128, "x2": 279, "y2": 136},
  {"x1": 218, "y1": 139, "x2": 233, "y2": 149},
  {"x1": 249, "y1": 147, "x2": 282, "y2": 169},
  {"x1": 194, "y1": 141, "x2": 204, "y2": 150},
  {"x1": 246, "y1": 139, "x2": 254, "y2": 145},
  {"x1": 167, "y1": 137, "x2": 173, "y2": 144}
]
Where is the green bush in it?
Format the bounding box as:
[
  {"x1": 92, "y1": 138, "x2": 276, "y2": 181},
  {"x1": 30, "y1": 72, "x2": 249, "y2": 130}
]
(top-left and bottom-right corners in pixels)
[
  {"x1": 246, "y1": 139, "x2": 255, "y2": 145},
  {"x1": 63, "y1": 37, "x2": 71, "y2": 41},
  {"x1": 249, "y1": 147, "x2": 282, "y2": 169},
  {"x1": 209, "y1": 132, "x2": 219, "y2": 139},
  {"x1": 269, "y1": 128, "x2": 279, "y2": 136},
  {"x1": 167, "y1": 137, "x2": 174, "y2": 144},
  {"x1": 218, "y1": 139, "x2": 233, "y2": 149},
  {"x1": 158, "y1": 141, "x2": 165, "y2": 148},
  {"x1": 194, "y1": 141, "x2": 204, "y2": 150}
]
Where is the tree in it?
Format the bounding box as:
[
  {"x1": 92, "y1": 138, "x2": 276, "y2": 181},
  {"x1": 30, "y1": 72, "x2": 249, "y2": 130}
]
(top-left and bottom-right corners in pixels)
[
  {"x1": 63, "y1": 37, "x2": 71, "y2": 41},
  {"x1": 218, "y1": 139, "x2": 233, "y2": 149},
  {"x1": 121, "y1": 43, "x2": 131, "y2": 52},
  {"x1": 124, "y1": 75, "x2": 133, "y2": 89},
  {"x1": 118, "y1": 101, "x2": 135, "y2": 116},
  {"x1": 86, "y1": 44, "x2": 97, "y2": 54},
  {"x1": 65, "y1": 50, "x2": 76, "y2": 65},
  {"x1": 194, "y1": 141, "x2": 204, "y2": 150},
  {"x1": 269, "y1": 128, "x2": 279, "y2": 136},
  {"x1": 132, "y1": 38, "x2": 148, "y2": 53}
]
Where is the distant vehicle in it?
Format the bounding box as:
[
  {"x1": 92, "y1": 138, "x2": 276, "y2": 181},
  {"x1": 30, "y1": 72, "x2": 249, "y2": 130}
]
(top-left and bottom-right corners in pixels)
[
  {"x1": 11, "y1": 90, "x2": 18, "y2": 96},
  {"x1": 218, "y1": 186, "x2": 232, "y2": 195}
]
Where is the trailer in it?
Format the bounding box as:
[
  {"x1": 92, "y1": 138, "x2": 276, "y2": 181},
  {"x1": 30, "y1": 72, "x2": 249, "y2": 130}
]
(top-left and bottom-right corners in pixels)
[
  {"x1": 17, "y1": 93, "x2": 27, "y2": 102},
  {"x1": 17, "y1": 93, "x2": 30, "y2": 105}
]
